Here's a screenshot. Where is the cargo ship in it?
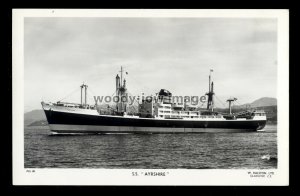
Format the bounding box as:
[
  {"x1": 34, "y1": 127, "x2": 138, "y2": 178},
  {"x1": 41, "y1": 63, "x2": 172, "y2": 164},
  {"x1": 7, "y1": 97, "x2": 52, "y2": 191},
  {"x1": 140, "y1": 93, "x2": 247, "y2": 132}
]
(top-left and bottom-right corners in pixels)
[{"x1": 41, "y1": 67, "x2": 266, "y2": 134}]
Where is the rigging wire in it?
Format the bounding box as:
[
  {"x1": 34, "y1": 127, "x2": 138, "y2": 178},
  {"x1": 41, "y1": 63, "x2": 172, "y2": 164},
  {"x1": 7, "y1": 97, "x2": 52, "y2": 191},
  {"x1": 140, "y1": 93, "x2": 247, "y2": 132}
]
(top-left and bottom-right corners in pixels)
[
  {"x1": 57, "y1": 87, "x2": 80, "y2": 102},
  {"x1": 125, "y1": 90, "x2": 140, "y2": 113},
  {"x1": 214, "y1": 94, "x2": 227, "y2": 108},
  {"x1": 127, "y1": 90, "x2": 140, "y2": 106},
  {"x1": 111, "y1": 90, "x2": 116, "y2": 97},
  {"x1": 87, "y1": 86, "x2": 98, "y2": 96},
  {"x1": 199, "y1": 102, "x2": 206, "y2": 108},
  {"x1": 126, "y1": 70, "x2": 154, "y2": 93},
  {"x1": 87, "y1": 85, "x2": 117, "y2": 106},
  {"x1": 235, "y1": 99, "x2": 245, "y2": 107},
  {"x1": 86, "y1": 87, "x2": 98, "y2": 105}
]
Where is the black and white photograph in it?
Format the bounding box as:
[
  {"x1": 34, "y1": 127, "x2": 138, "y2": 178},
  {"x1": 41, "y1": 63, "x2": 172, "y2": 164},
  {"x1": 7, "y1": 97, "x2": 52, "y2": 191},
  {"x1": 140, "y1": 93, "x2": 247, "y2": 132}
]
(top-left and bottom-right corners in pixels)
[{"x1": 13, "y1": 9, "x2": 289, "y2": 185}]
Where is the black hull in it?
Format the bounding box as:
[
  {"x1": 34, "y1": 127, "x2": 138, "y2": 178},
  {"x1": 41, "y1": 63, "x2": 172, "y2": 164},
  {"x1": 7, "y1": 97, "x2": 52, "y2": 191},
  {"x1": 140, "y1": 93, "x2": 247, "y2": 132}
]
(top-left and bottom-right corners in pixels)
[{"x1": 43, "y1": 110, "x2": 266, "y2": 133}]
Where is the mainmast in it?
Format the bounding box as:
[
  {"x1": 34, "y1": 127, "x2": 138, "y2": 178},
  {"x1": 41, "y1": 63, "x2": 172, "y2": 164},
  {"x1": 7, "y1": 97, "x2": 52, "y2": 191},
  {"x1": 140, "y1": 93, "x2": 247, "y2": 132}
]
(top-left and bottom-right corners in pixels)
[{"x1": 206, "y1": 69, "x2": 214, "y2": 112}]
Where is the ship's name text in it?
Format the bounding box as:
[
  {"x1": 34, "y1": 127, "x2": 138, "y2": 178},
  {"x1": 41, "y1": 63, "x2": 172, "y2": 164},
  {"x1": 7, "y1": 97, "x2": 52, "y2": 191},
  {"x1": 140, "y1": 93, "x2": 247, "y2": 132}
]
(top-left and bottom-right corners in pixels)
[{"x1": 132, "y1": 171, "x2": 169, "y2": 177}]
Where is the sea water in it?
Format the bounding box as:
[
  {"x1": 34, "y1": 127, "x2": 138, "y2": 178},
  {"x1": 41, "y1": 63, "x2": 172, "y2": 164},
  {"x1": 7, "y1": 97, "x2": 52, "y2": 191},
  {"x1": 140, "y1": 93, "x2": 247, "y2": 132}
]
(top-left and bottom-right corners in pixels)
[{"x1": 24, "y1": 125, "x2": 277, "y2": 169}]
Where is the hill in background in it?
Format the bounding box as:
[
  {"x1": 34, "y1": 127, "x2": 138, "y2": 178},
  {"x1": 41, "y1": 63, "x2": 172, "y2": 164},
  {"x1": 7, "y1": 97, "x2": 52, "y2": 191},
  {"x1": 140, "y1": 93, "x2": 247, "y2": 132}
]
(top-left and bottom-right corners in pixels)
[
  {"x1": 239, "y1": 97, "x2": 277, "y2": 108},
  {"x1": 24, "y1": 109, "x2": 47, "y2": 126}
]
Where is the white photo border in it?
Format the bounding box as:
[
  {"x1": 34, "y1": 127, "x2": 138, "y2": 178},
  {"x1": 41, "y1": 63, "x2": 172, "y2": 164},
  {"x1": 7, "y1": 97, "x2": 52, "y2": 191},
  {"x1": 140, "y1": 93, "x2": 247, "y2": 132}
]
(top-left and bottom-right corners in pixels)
[{"x1": 13, "y1": 9, "x2": 289, "y2": 186}]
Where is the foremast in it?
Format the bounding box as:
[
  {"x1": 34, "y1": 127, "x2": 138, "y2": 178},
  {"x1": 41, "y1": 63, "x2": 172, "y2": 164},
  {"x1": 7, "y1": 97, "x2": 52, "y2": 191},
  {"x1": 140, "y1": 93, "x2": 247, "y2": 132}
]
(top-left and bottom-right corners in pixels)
[{"x1": 80, "y1": 83, "x2": 88, "y2": 108}]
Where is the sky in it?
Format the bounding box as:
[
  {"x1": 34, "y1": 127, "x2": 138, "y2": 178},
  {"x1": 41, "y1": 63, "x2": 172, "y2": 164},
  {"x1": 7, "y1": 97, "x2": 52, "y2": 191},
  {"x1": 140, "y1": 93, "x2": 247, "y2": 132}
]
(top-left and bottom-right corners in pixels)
[{"x1": 24, "y1": 17, "x2": 277, "y2": 112}]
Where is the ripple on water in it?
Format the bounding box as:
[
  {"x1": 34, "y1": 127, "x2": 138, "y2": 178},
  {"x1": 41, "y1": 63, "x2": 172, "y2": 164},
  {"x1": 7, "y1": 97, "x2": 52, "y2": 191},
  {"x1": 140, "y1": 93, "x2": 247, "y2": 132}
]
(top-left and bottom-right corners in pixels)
[{"x1": 24, "y1": 125, "x2": 277, "y2": 169}]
